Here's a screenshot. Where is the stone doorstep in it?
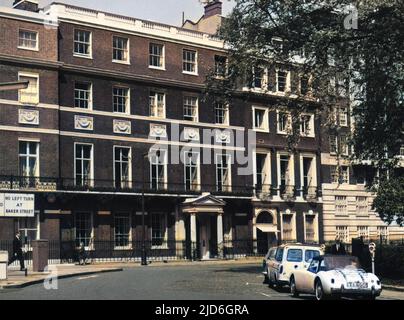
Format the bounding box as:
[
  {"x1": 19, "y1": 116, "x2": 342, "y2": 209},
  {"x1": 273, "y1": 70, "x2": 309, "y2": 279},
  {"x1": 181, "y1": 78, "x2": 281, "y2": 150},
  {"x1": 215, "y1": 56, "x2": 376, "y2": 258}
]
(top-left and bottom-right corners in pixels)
[{"x1": 0, "y1": 268, "x2": 123, "y2": 289}]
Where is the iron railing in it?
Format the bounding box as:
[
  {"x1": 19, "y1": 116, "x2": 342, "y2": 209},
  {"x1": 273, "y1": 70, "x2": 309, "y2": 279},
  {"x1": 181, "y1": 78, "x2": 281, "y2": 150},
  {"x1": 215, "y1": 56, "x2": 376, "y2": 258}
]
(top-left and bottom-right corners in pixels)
[
  {"x1": 0, "y1": 239, "x2": 268, "y2": 265},
  {"x1": 0, "y1": 175, "x2": 255, "y2": 197},
  {"x1": 0, "y1": 175, "x2": 322, "y2": 201}
]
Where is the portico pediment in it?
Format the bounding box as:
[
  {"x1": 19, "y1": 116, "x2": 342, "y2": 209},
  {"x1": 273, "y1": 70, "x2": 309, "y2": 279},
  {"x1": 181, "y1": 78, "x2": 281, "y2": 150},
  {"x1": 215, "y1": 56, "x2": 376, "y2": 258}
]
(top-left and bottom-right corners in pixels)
[{"x1": 182, "y1": 193, "x2": 226, "y2": 214}]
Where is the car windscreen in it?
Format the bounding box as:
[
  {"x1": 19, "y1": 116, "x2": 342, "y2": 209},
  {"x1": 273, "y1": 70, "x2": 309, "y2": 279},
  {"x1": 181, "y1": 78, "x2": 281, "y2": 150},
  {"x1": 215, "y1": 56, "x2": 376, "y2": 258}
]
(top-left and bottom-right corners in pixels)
[
  {"x1": 286, "y1": 249, "x2": 303, "y2": 262},
  {"x1": 305, "y1": 250, "x2": 320, "y2": 262},
  {"x1": 275, "y1": 248, "x2": 284, "y2": 262},
  {"x1": 324, "y1": 255, "x2": 361, "y2": 270}
]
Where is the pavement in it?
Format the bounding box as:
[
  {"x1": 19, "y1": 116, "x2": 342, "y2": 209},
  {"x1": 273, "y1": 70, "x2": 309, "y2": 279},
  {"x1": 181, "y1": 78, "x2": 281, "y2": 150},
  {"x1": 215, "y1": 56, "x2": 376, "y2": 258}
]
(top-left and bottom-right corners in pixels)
[
  {"x1": 0, "y1": 260, "x2": 403, "y2": 300},
  {"x1": 0, "y1": 264, "x2": 123, "y2": 289}
]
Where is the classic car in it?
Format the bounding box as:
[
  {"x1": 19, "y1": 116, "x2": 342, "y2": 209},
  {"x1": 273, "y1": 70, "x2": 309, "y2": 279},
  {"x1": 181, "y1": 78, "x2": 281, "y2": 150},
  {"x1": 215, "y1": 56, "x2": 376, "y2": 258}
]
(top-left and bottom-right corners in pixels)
[
  {"x1": 263, "y1": 243, "x2": 323, "y2": 288},
  {"x1": 289, "y1": 254, "x2": 382, "y2": 300}
]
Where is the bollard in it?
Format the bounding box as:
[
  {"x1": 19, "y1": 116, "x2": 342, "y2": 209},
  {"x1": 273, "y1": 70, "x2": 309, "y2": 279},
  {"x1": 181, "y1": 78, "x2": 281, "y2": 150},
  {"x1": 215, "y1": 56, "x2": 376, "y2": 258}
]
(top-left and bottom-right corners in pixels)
[
  {"x1": 0, "y1": 251, "x2": 8, "y2": 280},
  {"x1": 32, "y1": 240, "x2": 49, "y2": 272}
]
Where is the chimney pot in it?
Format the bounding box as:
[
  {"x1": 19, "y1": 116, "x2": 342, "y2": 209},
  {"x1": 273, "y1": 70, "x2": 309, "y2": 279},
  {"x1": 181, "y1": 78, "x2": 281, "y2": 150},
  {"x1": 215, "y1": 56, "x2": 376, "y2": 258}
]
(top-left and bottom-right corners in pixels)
[{"x1": 204, "y1": 0, "x2": 222, "y2": 18}]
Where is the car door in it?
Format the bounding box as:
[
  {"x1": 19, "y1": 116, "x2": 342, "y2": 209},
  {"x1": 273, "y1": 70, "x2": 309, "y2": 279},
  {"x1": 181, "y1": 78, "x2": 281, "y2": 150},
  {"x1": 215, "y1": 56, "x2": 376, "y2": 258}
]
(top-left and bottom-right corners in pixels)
[{"x1": 299, "y1": 259, "x2": 319, "y2": 293}]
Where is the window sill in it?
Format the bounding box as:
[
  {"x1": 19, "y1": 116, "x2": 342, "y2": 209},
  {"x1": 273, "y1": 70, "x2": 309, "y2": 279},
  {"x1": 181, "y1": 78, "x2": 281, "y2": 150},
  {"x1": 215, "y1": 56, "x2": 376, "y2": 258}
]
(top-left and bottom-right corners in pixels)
[
  {"x1": 18, "y1": 46, "x2": 39, "y2": 52},
  {"x1": 277, "y1": 131, "x2": 288, "y2": 135},
  {"x1": 73, "y1": 53, "x2": 93, "y2": 60},
  {"x1": 182, "y1": 71, "x2": 199, "y2": 76},
  {"x1": 253, "y1": 128, "x2": 270, "y2": 133},
  {"x1": 113, "y1": 111, "x2": 131, "y2": 115},
  {"x1": 149, "y1": 66, "x2": 166, "y2": 71},
  {"x1": 151, "y1": 245, "x2": 168, "y2": 250},
  {"x1": 300, "y1": 133, "x2": 315, "y2": 138},
  {"x1": 74, "y1": 106, "x2": 93, "y2": 111},
  {"x1": 19, "y1": 101, "x2": 39, "y2": 106},
  {"x1": 114, "y1": 246, "x2": 132, "y2": 250},
  {"x1": 112, "y1": 60, "x2": 131, "y2": 65}
]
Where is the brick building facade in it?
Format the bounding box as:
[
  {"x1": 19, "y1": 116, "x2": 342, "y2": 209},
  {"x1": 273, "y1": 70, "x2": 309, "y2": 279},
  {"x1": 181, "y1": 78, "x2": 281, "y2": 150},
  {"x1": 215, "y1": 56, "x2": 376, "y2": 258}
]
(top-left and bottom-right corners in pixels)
[{"x1": 0, "y1": 1, "x2": 402, "y2": 262}]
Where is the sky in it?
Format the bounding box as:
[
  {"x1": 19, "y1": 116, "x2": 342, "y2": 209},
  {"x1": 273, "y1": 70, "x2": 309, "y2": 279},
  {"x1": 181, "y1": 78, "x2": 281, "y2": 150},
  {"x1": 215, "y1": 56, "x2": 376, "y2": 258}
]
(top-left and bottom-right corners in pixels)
[{"x1": 0, "y1": 0, "x2": 236, "y2": 26}]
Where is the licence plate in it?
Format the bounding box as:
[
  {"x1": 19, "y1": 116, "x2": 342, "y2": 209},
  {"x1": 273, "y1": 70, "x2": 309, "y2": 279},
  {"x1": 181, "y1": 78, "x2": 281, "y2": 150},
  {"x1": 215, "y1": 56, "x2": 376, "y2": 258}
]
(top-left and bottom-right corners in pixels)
[{"x1": 347, "y1": 282, "x2": 367, "y2": 289}]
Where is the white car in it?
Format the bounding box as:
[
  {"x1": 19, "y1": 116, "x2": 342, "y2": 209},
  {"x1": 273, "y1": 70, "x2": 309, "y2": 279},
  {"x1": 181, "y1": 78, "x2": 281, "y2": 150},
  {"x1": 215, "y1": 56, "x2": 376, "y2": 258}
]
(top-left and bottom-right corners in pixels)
[
  {"x1": 263, "y1": 244, "x2": 323, "y2": 288},
  {"x1": 289, "y1": 255, "x2": 382, "y2": 300}
]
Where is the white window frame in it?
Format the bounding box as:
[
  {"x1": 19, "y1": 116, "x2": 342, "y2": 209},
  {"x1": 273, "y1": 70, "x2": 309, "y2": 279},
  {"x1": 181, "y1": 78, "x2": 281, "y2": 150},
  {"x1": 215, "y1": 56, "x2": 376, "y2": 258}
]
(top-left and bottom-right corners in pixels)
[
  {"x1": 356, "y1": 196, "x2": 368, "y2": 216},
  {"x1": 114, "y1": 212, "x2": 132, "y2": 249},
  {"x1": 329, "y1": 135, "x2": 338, "y2": 155},
  {"x1": 335, "y1": 196, "x2": 348, "y2": 216},
  {"x1": 275, "y1": 69, "x2": 290, "y2": 93},
  {"x1": 150, "y1": 212, "x2": 168, "y2": 249},
  {"x1": 303, "y1": 212, "x2": 319, "y2": 243},
  {"x1": 340, "y1": 166, "x2": 349, "y2": 184},
  {"x1": 73, "y1": 29, "x2": 92, "y2": 59},
  {"x1": 339, "y1": 134, "x2": 349, "y2": 156},
  {"x1": 113, "y1": 146, "x2": 132, "y2": 189},
  {"x1": 18, "y1": 140, "x2": 40, "y2": 178},
  {"x1": 277, "y1": 152, "x2": 295, "y2": 189},
  {"x1": 214, "y1": 101, "x2": 229, "y2": 125},
  {"x1": 18, "y1": 72, "x2": 39, "y2": 105},
  {"x1": 280, "y1": 211, "x2": 297, "y2": 242},
  {"x1": 184, "y1": 151, "x2": 200, "y2": 191},
  {"x1": 183, "y1": 95, "x2": 199, "y2": 122},
  {"x1": 252, "y1": 66, "x2": 266, "y2": 90},
  {"x1": 113, "y1": 86, "x2": 130, "y2": 114},
  {"x1": 149, "y1": 148, "x2": 168, "y2": 190},
  {"x1": 214, "y1": 55, "x2": 228, "y2": 78},
  {"x1": 74, "y1": 212, "x2": 94, "y2": 250},
  {"x1": 277, "y1": 110, "x2": 292, "y2": 135},
  {"x1": 253, "y1": 149, "x2": 271, "y2": 193},
  {"x1": 300, "y1": 113, "x2": 315, "y2": 137},
  {"x1": 18, "y1": 29, "x2": 38, "y2": 51},
  {"x1": 215, "y1": 153, "x2": 232, "y2": 192},
  {"x1": 335, "y1": 226, "x2": 349, "y2": 243},
  {"x1": 149, "y1": 43, "x2": 165, "y2": 70},
  {"x1": 74, "y1": 143, "x2": 94, "y2": 187},
  {"x1": 112, "y1": 36, "x2": 130, "y2": 64},
  {"x1": 74, "y1": 82, "x2": 93, "y2": 110},
  {"x1": 182, "y1": 49, "x2": 198, "y2": 75},
  {"x1": 377, "y1": 226, "x2": 389, "y2": 242},
  {"x1": 338, "y1": 107, "x2": 348, "y2": 127},
  {"x1": 252, "y1": 106, "x2": 269, "y2": 132},
  {"x1": 149, "y1": 91, "x2": 166, "y2": 118},
  {"x1": 300, "y1": 154, "x2": 317, "y2": 191},
  {"x1": 357, "y1": 226, "x2": 369, "y2": 241}
]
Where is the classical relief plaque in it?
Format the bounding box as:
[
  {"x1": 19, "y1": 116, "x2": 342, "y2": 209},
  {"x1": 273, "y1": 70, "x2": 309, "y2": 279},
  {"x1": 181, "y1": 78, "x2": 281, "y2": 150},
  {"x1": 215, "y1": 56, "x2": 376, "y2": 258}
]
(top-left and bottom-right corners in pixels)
[
  {"x1": 74, "y1": 115, "x2": 94, "y2": 131},
  {"x1": 150, "y1": 123, "x2": 167, "y2": 138},
  {"x1": 215, "y1": 130, "x2": 231, "y2": 144},
  {"x1": 183, "y1": 127, "x2": 200, "y2": 141},
  {"x1": 113, "y1": 119, "x2": 131, "y2": 134},
  {"x1": 18, "y1": 109, "x2": 39, "y2": 125}
]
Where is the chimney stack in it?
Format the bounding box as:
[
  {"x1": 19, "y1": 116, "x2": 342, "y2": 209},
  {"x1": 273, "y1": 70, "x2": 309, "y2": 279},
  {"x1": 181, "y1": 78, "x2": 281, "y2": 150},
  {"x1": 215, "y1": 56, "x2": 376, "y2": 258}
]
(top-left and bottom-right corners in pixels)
[
  {"x1": 204, "y1": 0, "x2": 222, "y2": 18},
  {"x1": 13, "y1": 0, "x2": 39, "y2": 12}
]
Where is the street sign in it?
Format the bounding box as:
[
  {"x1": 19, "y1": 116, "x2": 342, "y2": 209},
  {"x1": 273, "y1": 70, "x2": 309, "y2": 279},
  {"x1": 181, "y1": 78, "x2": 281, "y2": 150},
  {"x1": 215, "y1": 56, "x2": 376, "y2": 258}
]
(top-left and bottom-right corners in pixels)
[{"x1": 0, "y1": 193, "x2": 35, "y2": 217}]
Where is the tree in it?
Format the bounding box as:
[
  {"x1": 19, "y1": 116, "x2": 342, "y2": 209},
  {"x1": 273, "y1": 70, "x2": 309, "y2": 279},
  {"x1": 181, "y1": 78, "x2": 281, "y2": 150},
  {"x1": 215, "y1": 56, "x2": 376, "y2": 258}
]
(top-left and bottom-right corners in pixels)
[
  {"x1": 208, "y1": 0, "x2": 404, "y2": 224},
  {"x1": 372, "y1": 176, "x2": 404, "y2": 226}
]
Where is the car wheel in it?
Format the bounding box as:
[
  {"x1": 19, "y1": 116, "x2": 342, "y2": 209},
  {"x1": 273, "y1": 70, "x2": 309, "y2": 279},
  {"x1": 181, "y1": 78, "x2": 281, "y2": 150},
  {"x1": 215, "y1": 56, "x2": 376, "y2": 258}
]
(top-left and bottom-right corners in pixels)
[
  {"x1": 290, "y1": 277, "x2": 299, "y2": 298},
  {"x1": 315, "y1": 280, "x2": 327, "y2": 301}
]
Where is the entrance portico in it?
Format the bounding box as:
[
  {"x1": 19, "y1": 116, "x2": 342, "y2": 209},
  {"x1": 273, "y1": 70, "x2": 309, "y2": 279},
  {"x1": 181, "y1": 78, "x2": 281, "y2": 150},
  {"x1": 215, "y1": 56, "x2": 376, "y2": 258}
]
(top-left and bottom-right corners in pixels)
[{"x1": 182, "y1": 193, "x2": 225, "y2": 260}]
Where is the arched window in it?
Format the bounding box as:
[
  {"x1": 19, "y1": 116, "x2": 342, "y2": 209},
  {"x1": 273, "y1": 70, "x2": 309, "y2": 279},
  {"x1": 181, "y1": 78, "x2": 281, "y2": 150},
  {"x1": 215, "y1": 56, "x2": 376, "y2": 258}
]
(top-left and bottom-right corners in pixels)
[{"x1": 256, "y1": 211, "x2": 273, "y2": 224}]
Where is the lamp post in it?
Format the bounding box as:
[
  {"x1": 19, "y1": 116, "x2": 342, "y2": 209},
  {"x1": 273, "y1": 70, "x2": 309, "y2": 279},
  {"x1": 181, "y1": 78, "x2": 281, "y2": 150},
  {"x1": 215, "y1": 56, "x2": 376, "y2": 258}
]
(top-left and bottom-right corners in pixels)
[
  {"x1": 141, "y1": 152, "x2": 148, "y2": 266},
  {"x1": 0, "y1": 81, "x2": 28, "y2": 91}
]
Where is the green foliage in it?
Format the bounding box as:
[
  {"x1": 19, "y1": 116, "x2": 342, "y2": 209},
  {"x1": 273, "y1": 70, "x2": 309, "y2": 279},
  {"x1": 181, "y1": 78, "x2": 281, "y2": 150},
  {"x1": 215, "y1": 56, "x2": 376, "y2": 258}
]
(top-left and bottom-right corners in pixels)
[
  {"x1": 372, "y1": 176, "x2": 404, "y2": 226},
  {"x1": 209, "y1": 0, "x2": 404, "y2": 224}
]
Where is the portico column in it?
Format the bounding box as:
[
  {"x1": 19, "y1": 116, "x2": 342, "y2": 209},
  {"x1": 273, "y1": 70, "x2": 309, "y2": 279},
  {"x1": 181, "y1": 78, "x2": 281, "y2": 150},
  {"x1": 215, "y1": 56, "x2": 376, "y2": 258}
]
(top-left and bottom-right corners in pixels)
[
  {"x1": 217, "y1": 213, "x2": 224, "y2": 258},
  {"x1": 190, "y1": 213, "x2": 197, "y2": 260}
]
